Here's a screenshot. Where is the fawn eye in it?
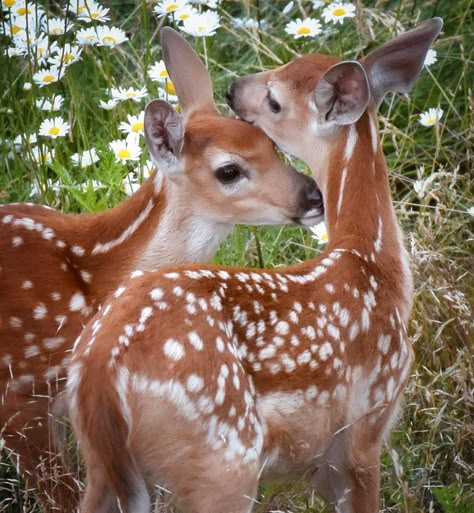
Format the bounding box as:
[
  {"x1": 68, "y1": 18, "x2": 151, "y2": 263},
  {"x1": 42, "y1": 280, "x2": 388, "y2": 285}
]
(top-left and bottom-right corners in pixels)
[
  {"x1": 215, "y1": 165, "x2": 241, "y2": 184},
  {"x1": 267, "y1": 92, "x2": 281, "y2": 114}
]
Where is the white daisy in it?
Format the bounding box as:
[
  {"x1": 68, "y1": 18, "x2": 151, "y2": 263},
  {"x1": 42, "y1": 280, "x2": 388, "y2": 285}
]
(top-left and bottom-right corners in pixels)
[
  {"x1": 190, "y1": 0, "x2": 220, "y2": 7},
  {"x1": 424, "y1": 49, "x2": 437, "y2": 67},
  {"x1": 76, "y1": 27, "x2": 99, "y2": 45},
  {"x1": 467, "y1": 207, "x2": 474, "y2": 217},
  {"x1": 119, "y1": 112, "x2": 145, "y2": 137},
  {"x1": 134, "y1": 159, "x2": 156, "y2": 180},
  {"x1": 154, "y1": 0, "x2": 190, "y2": 18},
  {"x1": 39, "y1": 116, "x2": 70, "y2": 138},
  {"x1": 27, "y1": 145, "x2": 56, "y2": 165},
  {"x1": 231, "y1": 17, "x2": 261, "y2": 30},
  {"x1": 309, "y1": 221, "x2": 329, "y2": 245},
  {"x1": 174, "y1": 5, "x2": 199, "y2": 23},
  {"x1": 322, "y1": 2, "x2": 356, "y2": 24},
  {"x1": 14, "y1": 133, "x2": 37, "y2": 149},
  {"x1": 148, "y1": 60, "x2": 170, "y2": 82},
  {"x1": 312, "y1": 0, "x2": 327, "y2": 8},
  {"x1": 23, "y1": 81, "x2": 32, "y2": 91},
  {"x1": 96, "y1": 26, "x2": 128, "y2": 48},
  {"x1": 419, "y1": 107, "x2": 443, "y2": 127},
  {"x1": 6, "y1": 46, "x2": 25, "y2": 57},
  {"x1": 71, "y1": 148, "x2": 100, "y2": 168},
  {"x1": 78, "y1": 3, "x2": 110, "y2": 23},
  {"x1": 110, "y1": 138, "x2": 142, "y2": 163},
  {"x1": 285, "y1": 18, "x2": 322, "y2": 38},
  {"x1": 48, "y1": 43, "x2": 82, "y2": 67},
  {"x1": 99, "y1": 98, "x2": 118, "y2": 110},
  {"x1": 44, "y1": 16, "x2": 74, "y2": 36},
  {"x1": 122, "y1": 172, "x2": 141, "y2": 196},
  {"x1": 110, "y1": 86, "x2": 148, "y2": 103},
  {"x1": 36, "y1": 95, "x2": 64, "y2": 112},
  {"x1": 27, "y1": 34, "x2": 58, "y2": 66},
  {"x1": 32, "y1": 67, "x2": 65, "y2": 87},
  {"x1": 180, "y1": 10, "x2": 220, "y2": 37},
  {"x1": 158, "y1": 80, "x2": 177, "y2": 101}
]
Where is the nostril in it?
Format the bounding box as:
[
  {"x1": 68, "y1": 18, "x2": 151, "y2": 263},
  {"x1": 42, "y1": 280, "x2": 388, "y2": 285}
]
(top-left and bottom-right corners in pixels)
[{"x1": 307, "y1": 188, "x2": 324, "y2": 212}]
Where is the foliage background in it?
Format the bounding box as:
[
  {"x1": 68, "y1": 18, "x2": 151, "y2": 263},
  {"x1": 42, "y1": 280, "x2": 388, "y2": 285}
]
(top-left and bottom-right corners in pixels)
[{"x1": 0, "y1": 0, "x2": 472, "y2": 512}]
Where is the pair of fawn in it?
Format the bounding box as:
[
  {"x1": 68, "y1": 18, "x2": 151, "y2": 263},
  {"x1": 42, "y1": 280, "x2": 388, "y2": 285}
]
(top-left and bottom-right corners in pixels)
[
  {"x1": 70, "y1": 19, "x2": 442, "y2": 513},
  {"x1": 5, "y1": 16, "x2": 443, "y2": 513},
  {"x1": 0, "y1": 29, "x2": 322, "y2": 513}
]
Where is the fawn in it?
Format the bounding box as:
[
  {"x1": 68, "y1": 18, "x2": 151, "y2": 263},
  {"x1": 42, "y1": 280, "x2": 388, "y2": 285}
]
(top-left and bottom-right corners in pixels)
[
  {"x1": 68, "y1": 19, "x2": 442, "y2": 513},
  {"x1": 0, "y1": 28, "x2": 323, "y2": 513}
]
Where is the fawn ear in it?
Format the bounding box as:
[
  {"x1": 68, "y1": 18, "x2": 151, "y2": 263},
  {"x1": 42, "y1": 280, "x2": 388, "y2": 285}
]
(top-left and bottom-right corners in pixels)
[
  {"x1": 362, "y1": 17, "x2": 443, "y2": 107},
  {"x1": 160, "y1": 27, "x2": 217, "y2": 119},
  {"x1": 314, "y1": 61, "x2": 370, "y2": 125},
  {"x1": 144, "y1": 99, "x2": 184, "y2": 174}
]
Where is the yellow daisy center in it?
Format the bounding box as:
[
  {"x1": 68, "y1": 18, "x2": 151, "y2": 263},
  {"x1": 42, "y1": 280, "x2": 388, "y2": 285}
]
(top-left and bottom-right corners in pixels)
[
  {"x1": 322, "y1": 233, "x2": 329, "y2": 242},
  {"x1": 126, "y1": 91, "x2": 137, "y2": 97},
  {"x1": 165, "y1": 4, "x2": 179, "y2": 12},
  {"x1": 102, "y1": 36, "x2": 116, "y2": 45},
  {"x1": 38, "y1": 48, "x2": 44, "y2": 56},
  {"x1": 426, "y1": 118, "x2": 436, "y2": 125},
  {"x1": 87, "y1": 35, "x2": 95, "y2": 41},
  {"x1": 52, "y1": 28, "x2": 62, "y2": 35},
  {"x1": 178, "y1": 13, "x2": 190, "y2": 20},
  {"x1": 49, "y1": 127, "x2": 60, "y2": 136},
  {"x1": 333, "y1": 8, "x2": 346, "y2": 16},
  {"x1": 3, "y1": 0, "x2": 16, "y2": 7},
  {"x1": 43, "y1": 74, "x2": 55, "y2": 83},
  {"x1": 159, "y1": 69, "x2": 169, "y2": 77},
  {"x1": 17, "y1": 6, "x2": 31, "y2": 15},
  {"x1": 63, "y1": 53, "x2": 75, "y2": 63},
  {"x1": 164, "y1": 80, "x2": 176, "y2": 95},
  {"x1": 118, "y1": 149, "x2": 131, "y2": 159},
  {"x1": 11, "y1": 25, "x2": 21, "y2": 35},
  {"x1": 132, "y1": 122, "x2": 144, "y2": 133},
  {"x1": 78, "y1": 6, "x2": 87, "y2": 14},
  {"x1": 297, "y1": 27, "x2": 311, "y2": 35},
  {"x1": 198, "y1": 26, "x2": 205, "y2": 33},
  {"x1": 91, "y1": 12, "x2": 101, "y2": 18}
]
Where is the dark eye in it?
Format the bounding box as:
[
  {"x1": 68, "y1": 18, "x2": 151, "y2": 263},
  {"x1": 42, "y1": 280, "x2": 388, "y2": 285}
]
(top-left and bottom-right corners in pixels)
[
  {"x1": 267, "y1": 93, "x2": 281, "y2": 113},
  {"x1": 215, "y1": 165, "x2": 241, "y2": 184}
]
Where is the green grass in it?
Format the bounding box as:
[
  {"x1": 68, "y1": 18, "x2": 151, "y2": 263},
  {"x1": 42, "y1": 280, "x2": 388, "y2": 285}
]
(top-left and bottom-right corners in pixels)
[{"x1": 1, "y1": 1, "x2": 473, "y2": 512}]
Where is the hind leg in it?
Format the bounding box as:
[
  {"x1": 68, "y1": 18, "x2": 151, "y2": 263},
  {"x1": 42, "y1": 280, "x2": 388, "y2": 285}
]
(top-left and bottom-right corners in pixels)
[
  {"x1": 178, "y1": 458, "x2": 259, "y2": 513},
  {"x1": 79, "y1": 450, "x2": 150, "y2": 513},
  {"x1": 2, "y1": 394, "x2": 81, "y2": 513}
]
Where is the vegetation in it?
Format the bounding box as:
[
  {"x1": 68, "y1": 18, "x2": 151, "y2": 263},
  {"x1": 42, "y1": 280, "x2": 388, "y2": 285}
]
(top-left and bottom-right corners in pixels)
[{"x1": 0, "y1": 0, "x2": 472, "y2": 511}]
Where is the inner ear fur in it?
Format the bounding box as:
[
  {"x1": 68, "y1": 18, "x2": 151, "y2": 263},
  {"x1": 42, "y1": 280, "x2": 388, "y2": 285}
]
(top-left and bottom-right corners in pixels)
[
  {"x1": 314, "y1": 61, "x2": 370, "y2": 125},
  {"x1": 144, "y1": 99, "x2": 184, "y2": 172}
]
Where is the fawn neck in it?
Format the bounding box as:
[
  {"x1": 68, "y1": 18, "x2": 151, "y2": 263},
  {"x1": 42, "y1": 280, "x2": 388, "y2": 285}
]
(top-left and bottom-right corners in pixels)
[
  {"x1": 67, "y1": 172, "x2": 231, "y2": 305},
  {"x1": 311, "y1": 113, "x2": 413, "y2": 320}
]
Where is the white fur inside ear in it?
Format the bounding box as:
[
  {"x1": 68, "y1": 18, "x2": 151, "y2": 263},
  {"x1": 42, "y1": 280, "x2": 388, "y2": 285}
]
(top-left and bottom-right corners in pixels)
[{"x1": 144, "y1": 100, "x2": 184, "y2": 176}]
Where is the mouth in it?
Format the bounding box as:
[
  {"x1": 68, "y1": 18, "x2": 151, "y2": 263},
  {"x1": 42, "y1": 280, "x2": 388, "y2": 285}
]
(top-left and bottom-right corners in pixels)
[{"x1": 294, "y1": 209, "x2": 325, "y2": 227}]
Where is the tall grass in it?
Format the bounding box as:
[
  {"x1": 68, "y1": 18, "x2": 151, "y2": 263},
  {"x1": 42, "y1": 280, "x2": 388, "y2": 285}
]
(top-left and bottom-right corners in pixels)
[{"x1": 0, "y1": 1, "x2": 472, "y2": 512}]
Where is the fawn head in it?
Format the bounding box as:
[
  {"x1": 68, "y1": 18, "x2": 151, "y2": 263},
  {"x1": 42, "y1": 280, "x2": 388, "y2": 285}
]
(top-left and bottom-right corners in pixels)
[
  {"x1": 227, "y1": 18, "x2": 443, "y2": 170},
  {"x1": 145, "y1": 27, "x2": 324, "y2": 227}
]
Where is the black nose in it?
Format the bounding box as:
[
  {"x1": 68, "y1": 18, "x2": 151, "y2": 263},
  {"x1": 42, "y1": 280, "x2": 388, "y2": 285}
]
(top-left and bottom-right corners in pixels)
[
  {"x1": 226, "y1": 81, "x2": 236, "y2": 109},
  {"x1": 302, "y1": 175, "x2": 324, "y2": 214}
]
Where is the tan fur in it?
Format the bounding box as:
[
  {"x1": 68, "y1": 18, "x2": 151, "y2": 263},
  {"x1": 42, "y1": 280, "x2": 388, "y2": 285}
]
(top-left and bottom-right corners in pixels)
[
  {"x1": 0, "y1": 65, "x2": 322, "y2": 513},
  {"x1": 69, "y1": 19, "x2": 442, "y2": 513}
]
